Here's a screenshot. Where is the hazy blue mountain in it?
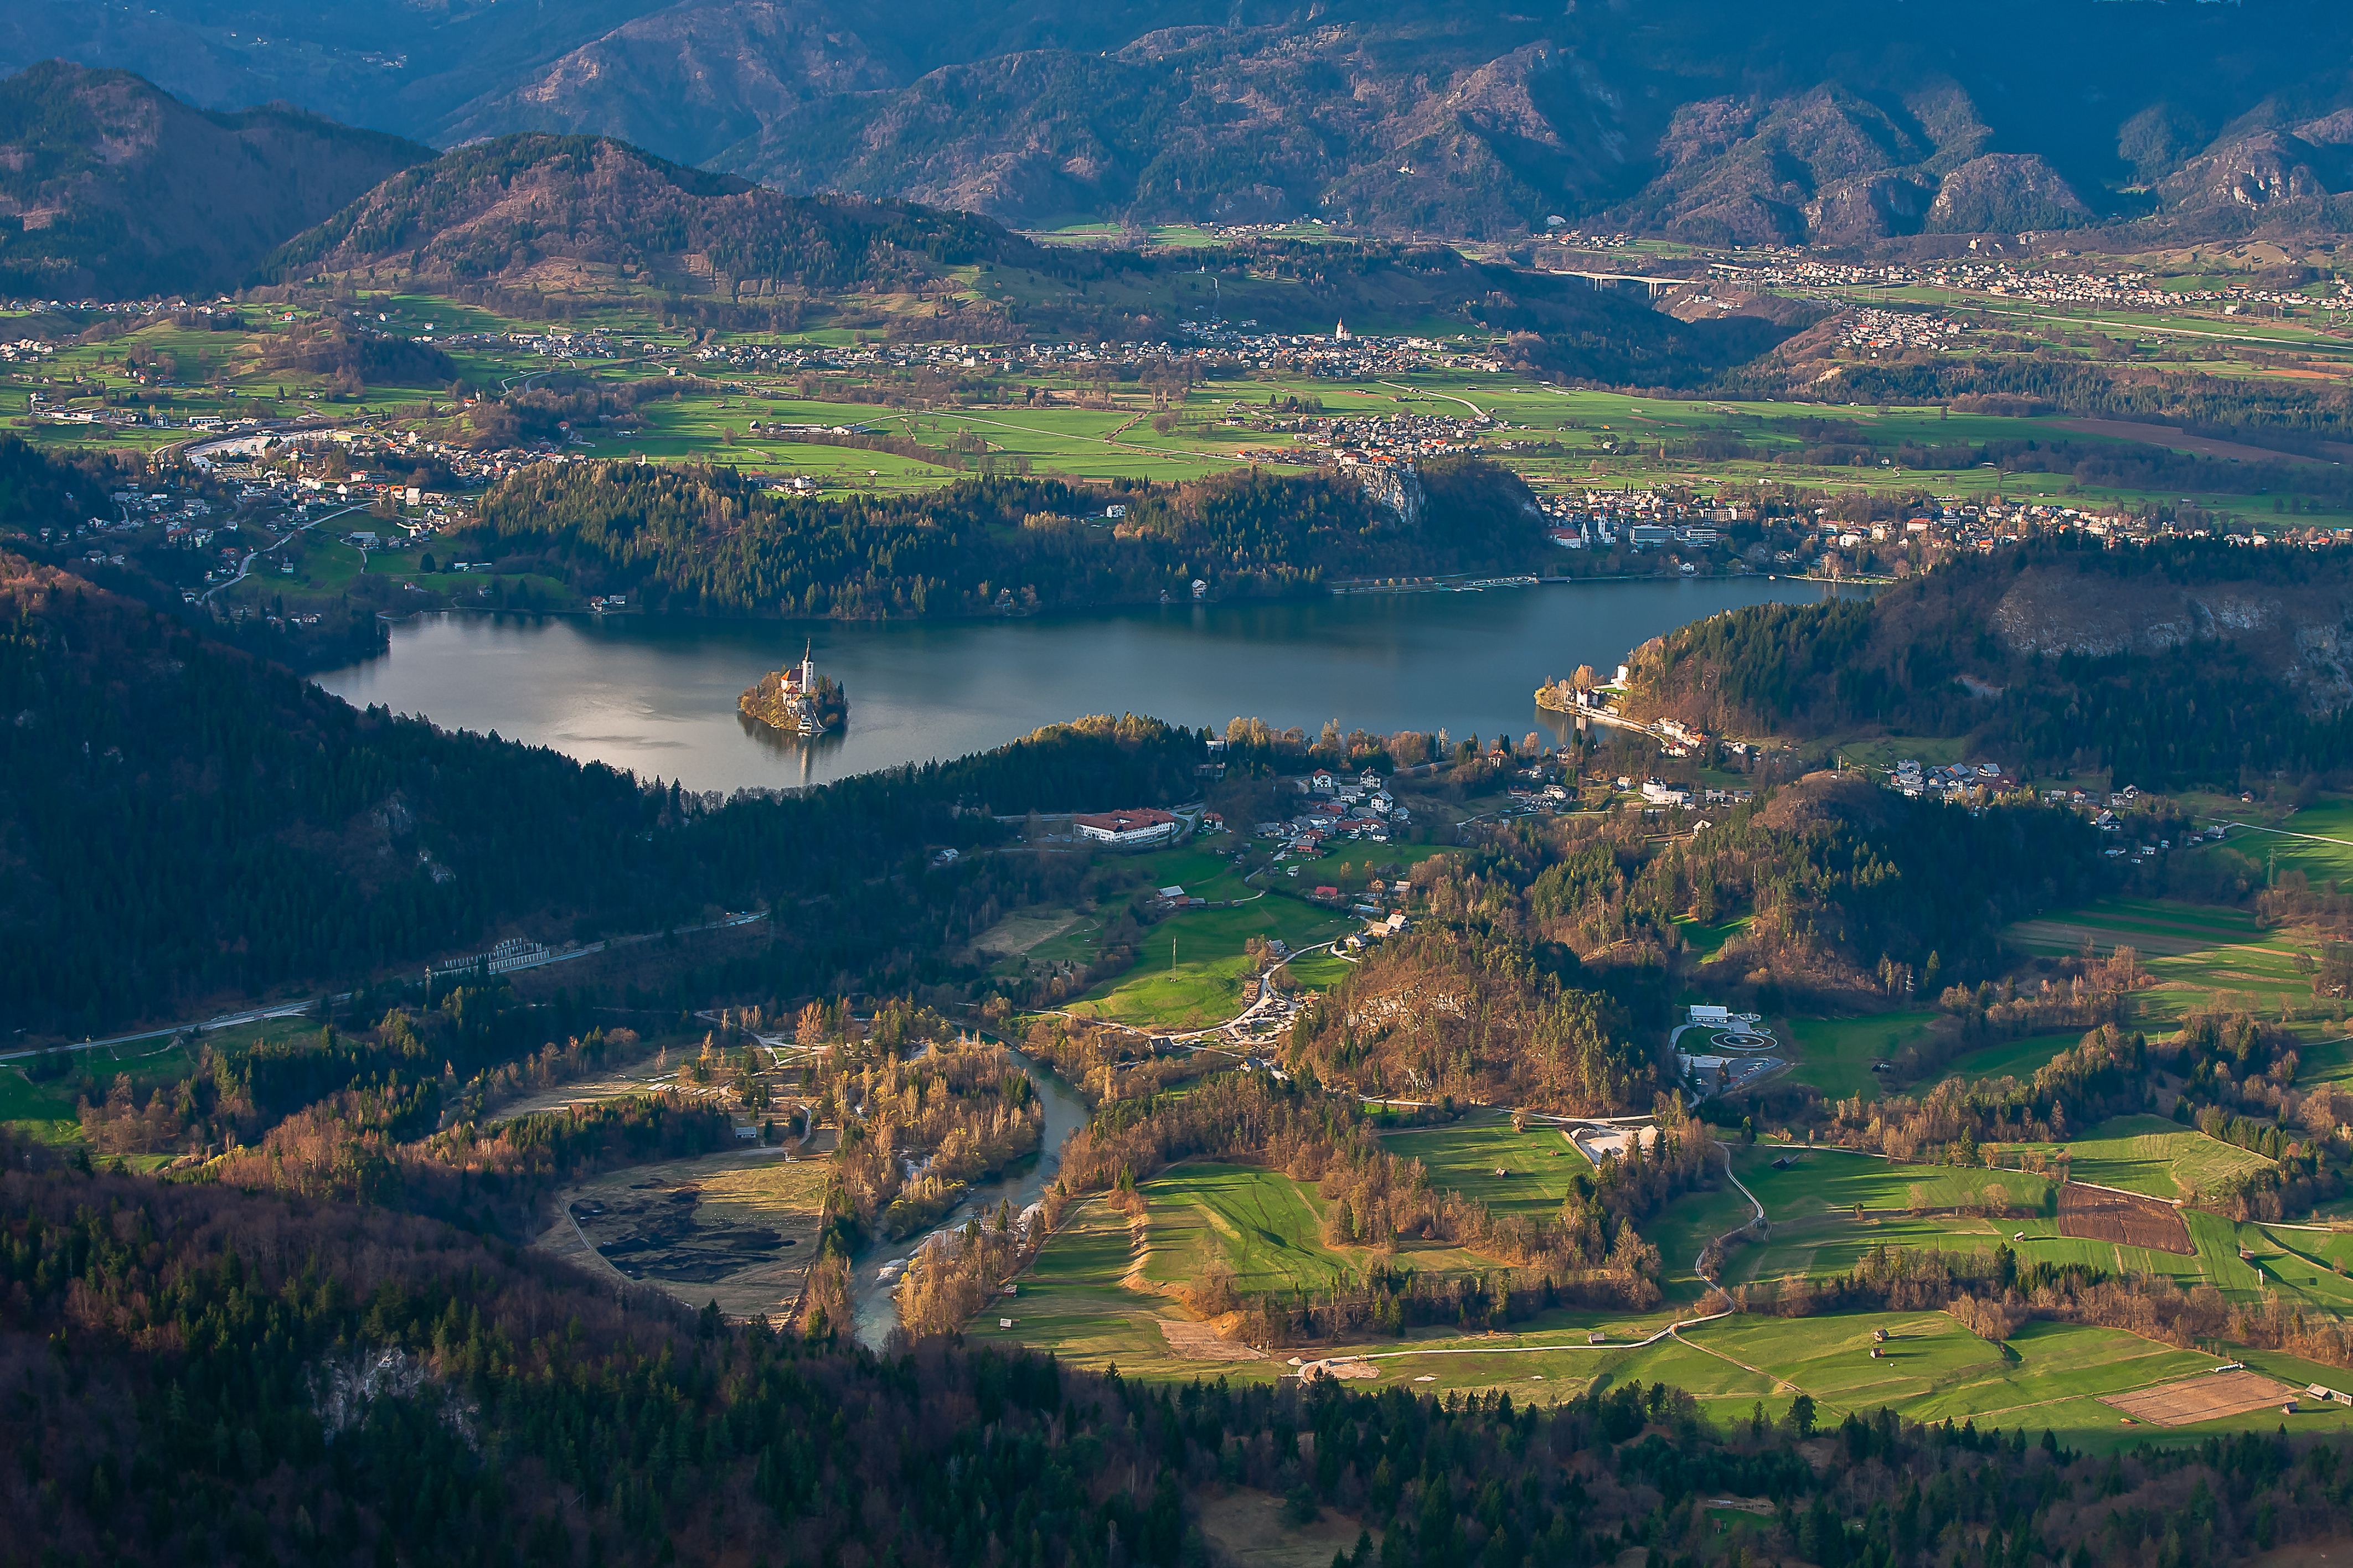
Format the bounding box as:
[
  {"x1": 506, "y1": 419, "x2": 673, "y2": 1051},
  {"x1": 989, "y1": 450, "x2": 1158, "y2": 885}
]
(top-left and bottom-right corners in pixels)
[{"x1": 11, "y1": 2, "x2": 2353, "y2": 241}]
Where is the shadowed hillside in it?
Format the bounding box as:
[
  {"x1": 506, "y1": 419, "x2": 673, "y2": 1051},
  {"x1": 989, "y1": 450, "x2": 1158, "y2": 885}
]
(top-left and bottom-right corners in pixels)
[{"x1": 0, "y1": 59, "x2": 429, "y2": 296}]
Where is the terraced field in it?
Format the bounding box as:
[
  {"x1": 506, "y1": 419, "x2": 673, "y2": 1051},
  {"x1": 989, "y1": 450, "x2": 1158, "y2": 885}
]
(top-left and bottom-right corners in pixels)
[
  {"x1": 2002, "y1": 897, "x2": 2319, "y2": 1027},
  {"x1": 1996, "y1": 1114, "x2": 2275, "y2": 1201}
]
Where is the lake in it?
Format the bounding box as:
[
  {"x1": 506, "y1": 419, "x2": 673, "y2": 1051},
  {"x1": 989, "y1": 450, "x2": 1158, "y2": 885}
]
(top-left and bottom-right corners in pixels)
[{"x1": 314, "y1": 578, "x2": 1863, "y2": 794}]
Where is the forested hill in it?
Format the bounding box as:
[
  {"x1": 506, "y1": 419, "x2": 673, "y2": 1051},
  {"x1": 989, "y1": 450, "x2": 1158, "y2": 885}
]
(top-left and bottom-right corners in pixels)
[
  {"x1": 260, "y1": 133, "x2": 1045, "y2": 291},
  {"x1": 0, "y1": 60, "x2": 428, "y2": 297},
  {"x1": 1622, "y1": 540, "x2": 2353, "y2": 789},
  {"x1": 9, "y1": 1139, "x2": 2345, "y2": 1568},
  {"x1": 462, "y1": 457, "x2": 1545, "y2": 618},
  {"x1": 0, "y1": 489, "x2": 1214, "y2": 1032}
]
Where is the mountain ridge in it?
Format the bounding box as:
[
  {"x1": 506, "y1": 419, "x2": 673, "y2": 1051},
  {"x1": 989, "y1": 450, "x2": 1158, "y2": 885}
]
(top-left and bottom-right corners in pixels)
[
  {"x1": 20, "y1": 2, "x2": 2353, "y2": 245},
  {"x1": 0, "y1": 59, "x2": 430, "y2": 296}
]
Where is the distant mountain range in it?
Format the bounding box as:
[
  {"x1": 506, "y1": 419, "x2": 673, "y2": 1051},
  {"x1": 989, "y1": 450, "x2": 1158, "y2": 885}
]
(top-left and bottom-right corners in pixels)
[
  {"x1": 260, "y1": 133, "x2": 1044, "y2": 296},
  {"x1": 0, "y1": 60, "x2": 427, "y2": 297},
  {"x1": 11, "y1": 1, "x2": 2353, "y2": 244}
]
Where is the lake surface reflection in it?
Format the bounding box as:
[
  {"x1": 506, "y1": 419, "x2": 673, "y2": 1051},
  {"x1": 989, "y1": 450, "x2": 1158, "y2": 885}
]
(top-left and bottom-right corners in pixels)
[{"x1": 315, "y1": 579, "x2": 1864, "y2": 794}]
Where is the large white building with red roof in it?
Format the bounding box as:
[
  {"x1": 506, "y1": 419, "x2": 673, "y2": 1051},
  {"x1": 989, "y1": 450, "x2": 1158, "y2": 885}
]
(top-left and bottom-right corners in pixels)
[{"x1": 1072, "y1": 808, "x2": 1181, "y2": 847}]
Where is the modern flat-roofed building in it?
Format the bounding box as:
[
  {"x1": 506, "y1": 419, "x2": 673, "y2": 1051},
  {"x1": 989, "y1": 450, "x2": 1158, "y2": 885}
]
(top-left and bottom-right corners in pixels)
[{"x1": 1073, "y1": 808, "x2": 1181, "y2": 847}]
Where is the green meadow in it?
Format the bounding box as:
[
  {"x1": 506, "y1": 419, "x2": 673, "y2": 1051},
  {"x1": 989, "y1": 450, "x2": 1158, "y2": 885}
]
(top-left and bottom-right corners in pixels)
[
  {"x1": 1778, "y1": 1013, "x2": 1938, "y2": 1102},
  {"x1": 2004, "y1": 896, "x2": 2329, "y2": 1030},
  {"x1": 1949, "y1": 1032, "x2": 2083, "y2": 1083},
  {"x1": 1377, "y1": 1119, "x2": 1588, "y2": 1218}
]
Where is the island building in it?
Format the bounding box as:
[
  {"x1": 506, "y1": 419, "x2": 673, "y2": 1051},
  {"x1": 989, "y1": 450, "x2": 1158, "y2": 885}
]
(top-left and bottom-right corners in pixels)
[{"x1": 740, "y1": 641, "x2": 843, "y2": 735}]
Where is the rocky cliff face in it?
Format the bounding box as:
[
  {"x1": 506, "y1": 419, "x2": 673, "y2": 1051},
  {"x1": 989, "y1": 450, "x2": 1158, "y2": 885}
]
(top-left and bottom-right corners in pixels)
[{"x1": 1989, "y1": 567, "x2": 2353, "y2": 711}]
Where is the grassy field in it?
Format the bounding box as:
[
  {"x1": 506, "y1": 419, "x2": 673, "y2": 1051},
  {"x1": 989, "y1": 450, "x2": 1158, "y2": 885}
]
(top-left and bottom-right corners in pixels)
[
  {"x1": 1778, "y1": 1013, "x2": 1938, "y2": 1101},
  {"x1": 1377, "y1": 1119, "x2": 1587, "y2": 1217},
  {"x1": 1991, "y1": 1113, "x2": 2275, "y2": 1200},
  {"x1": 1065, "y1": 899, "x2": 1354, "y2": 1032},
  {"x1": 1732, "y1": 1145, "x2": 2052, "y2": 1223},
  {"x1": 2247, "y1": 802, "x2": 2353, "y2": 887},
  {"x1": 2003, "y1": 897, "x2": 2328, "y2": 1031},
  {"x1": 1950, "y1": 1031, "x2": 2083, "y2": 1083},
  {"x1": 1134, "y1": 1163, "x2": 1362, "y2": 1294}
]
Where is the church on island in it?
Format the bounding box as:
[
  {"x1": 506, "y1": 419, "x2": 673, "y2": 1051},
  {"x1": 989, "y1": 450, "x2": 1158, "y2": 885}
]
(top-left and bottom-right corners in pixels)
[{"x1": 739, "y1": 643, "x2": 848, "y2": 736}]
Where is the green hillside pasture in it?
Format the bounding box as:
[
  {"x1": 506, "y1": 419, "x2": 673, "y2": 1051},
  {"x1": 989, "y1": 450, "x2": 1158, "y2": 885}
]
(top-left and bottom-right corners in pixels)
[
  {"x1": 1133, "y1": 1162, "x2": 1510, "y2": 1301},
  {"x1": 1394, "y1": 1310, "x2": 2350, "y2": 1447},
  {"x1": 1649, "y1": 1183, "x2": 1763, "y2": 1302},
  {"x1": 1281, "y1": 950, "x2": 1355, "y2": 990},
  {"x1": 1950, "y1": 1032, "x2": 2084, "y2": 1083},
  {"x1": 1341, "y1": 1332, "x2": 1780, "y2": 1416},
  {"x1": 1134, "y1": 1163, "x2": 1360, "y2": 1295},
  {"x1": 1778, "y1": 1013, "x2": 1937, "y2": 1102},
  {"x1": 0, "y1": 1066, "x2": 81, "y2": 1145},
  {"x1": 2297, "y1": 1036, "x2": 2353, "y2": 1088},
  {"x1": 1673, "y1": 1312, "x2": 2217, "y2": 1446},
  {"x1": 999, "y1": 1197, "x2": 1283, "y2": 1381},
  {"x1": 1066, "y1": 900, "x2": 1350, "y2": 1031},
  {"x1": 1731, "y1": 1207, "x2": 2212, "y2": 1294},
  {"x1": 2239, "y1": 1222, "x2": 2353, "y2": 1309},
  {"x1": 1106, "y1": 844, "x2": 1258, "y2": 908},
  {"x1": 1997, "y1": 1114, "x2": 2274, "y2": 1201},
  {"x1": 1677, "y1": 915, "x2": 1753, "y2": 959},
  {"x1": 1378, "y1": 1121, "x2": 1585, "y2": 1218},
  {"x1": 2256, "y1": 800, "x2": 2353, "y2": 886},
  {"x1": 1731, "y1": 1146, "x2": 2051, "y2": 1224},
  {"x1": 1730, "y1": 1204, "x2": 2353, "y2": 1311},
  {"x1": 0, "y1": 1030, "x2": 209, "y2": 1146},
  {"x1": 2002, "y1": 898, "x2": 2311, "y2": 1026}
]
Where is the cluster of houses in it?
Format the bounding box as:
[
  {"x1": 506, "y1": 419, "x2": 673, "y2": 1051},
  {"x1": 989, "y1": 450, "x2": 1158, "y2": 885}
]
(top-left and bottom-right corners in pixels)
[
  {"x1": 1539, "y1": 490, "x2": 1747, "y2": 552},
  {"x1": 1890, "y1": 759, "x2": 2019, "y2": 799},
  {"x1": 1257, "y1": 769, "x2": 1407, "y2": 855},
  {"x1": 683, "y1": 319, "x2": 1500, "y2": 389},
  {"x1": 1229, "y1": 407, "x2": 1494, "y2": 468},
  {"x1": 1174, "y1": 319, "x2": 1505, "y2": 377},
  {"x1": 1836, "y1": 308, "x2": 1965, "y2": 353},
  {"x1": 1707, "y1": 256, "x2": 2331, "y2": 320}
]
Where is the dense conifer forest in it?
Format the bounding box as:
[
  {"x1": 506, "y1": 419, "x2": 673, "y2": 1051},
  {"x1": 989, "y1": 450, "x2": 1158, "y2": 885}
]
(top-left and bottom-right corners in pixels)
[
  {"x1": 1624, "y1": 540, "x2": 2353, "y2": 788},
  {"x1": 2, "y1": 1140, "x2": 2344, "y2": 1568},
  {"x1": 0, "y1": 540, "x2": 1213, "y2": 1031},
  {"x1": 458, "y1": 458, "x2": 1546, "y2": 618}
]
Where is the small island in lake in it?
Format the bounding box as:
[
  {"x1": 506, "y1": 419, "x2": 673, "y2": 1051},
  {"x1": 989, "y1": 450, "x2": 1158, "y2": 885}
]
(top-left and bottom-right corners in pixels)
[{"x1": 740, "y1": 643, "x2": 848, "y2": 735}]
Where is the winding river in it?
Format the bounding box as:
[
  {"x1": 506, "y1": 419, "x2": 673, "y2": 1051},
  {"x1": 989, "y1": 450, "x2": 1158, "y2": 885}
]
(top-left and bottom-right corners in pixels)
[
  {"x1": 850, "y1": 1051, "x2": 1093, "y2": 1348},
  {"x1": 315, "y1": 578, "x2": 1864, "y2": 795},
  {"x1": 312, "y1": 577, "x2": 1866, "y2": 1344}
]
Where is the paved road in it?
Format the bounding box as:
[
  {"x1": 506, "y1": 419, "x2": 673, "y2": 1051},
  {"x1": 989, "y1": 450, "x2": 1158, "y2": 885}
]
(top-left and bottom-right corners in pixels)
[
  {"x1": 0, "y1": 997, "x2": 329, "y2": 1062},
  {"x1": 202, "y1": 501, "x2": 372, "y2": 604},
  {"x1": 7, "y1": 910, "x2": 770, "y2": 1063},
  {"x1": 2213, "y1": 819, "x2": 2353, "y2": 850},
  {"x1": 1305, "y1": 1307, "x2": 1733, "y2": 1372}
]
